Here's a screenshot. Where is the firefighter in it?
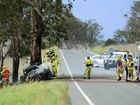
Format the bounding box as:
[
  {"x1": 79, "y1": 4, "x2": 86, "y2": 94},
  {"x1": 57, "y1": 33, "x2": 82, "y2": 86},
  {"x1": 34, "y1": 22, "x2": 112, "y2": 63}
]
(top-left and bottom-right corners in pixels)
[
  {"x1": 50, "y1": 49, "x2": 55, "y2": 58},
  {"x1": 46, "y1": 49, "x2": 55, "y2": 61},
  {"x1": 123, "y1": 55, "x2": 128, "y2": 81},
  {"x1": 55, "y1": 55, "x2": 60, "y2": 65},
  {"x1": 127, "y1": 55, "x2": 134, "y2": 80},
  {"x1": 83, "y1": 57, "x2": 93, "y2": 79},
  {"x1": 51, "y1": 55, "x2": 60, "y2": 78},
  {"x1": 1, "y1": 66, "x2": 10, "y2": 86},
  {"x1": 116, "y1": 56, "x2": 124, "y2": 81}
]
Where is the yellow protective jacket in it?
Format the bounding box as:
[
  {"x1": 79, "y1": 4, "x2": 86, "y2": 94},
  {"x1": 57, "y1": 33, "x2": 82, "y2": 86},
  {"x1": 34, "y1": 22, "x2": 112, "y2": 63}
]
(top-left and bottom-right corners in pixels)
[
  {"x1": 128, "y1": 59, "x2": 134, "y2": 70},
  {"x1": 116, "y1": 59, "x2": 123, "y2": 68},
  {"x1": 84, "y1": 59, "x2": 93, "y2": 67},
  {"x1": 123, "y1": 58, "x2": 128, "y2": 66},
  {"x1": 52, "y1": 59, "x2": 60, "y2": 71}
]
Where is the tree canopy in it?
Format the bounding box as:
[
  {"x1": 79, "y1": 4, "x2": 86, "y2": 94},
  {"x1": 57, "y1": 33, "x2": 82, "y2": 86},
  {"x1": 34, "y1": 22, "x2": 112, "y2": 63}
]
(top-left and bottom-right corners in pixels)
[
  {"x1": 0, "y1": 0, "x2": 102, "y2": 82},
  {"x1": 114, "y1": 0, "x2": 140, "y2": 44}
]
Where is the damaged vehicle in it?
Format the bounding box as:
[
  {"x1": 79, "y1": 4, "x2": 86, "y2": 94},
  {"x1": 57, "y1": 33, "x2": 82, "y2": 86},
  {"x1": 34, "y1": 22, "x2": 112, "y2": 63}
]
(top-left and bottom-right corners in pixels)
[{"x1": 20, "y1": 63, "x2": 53, "y2": 82}]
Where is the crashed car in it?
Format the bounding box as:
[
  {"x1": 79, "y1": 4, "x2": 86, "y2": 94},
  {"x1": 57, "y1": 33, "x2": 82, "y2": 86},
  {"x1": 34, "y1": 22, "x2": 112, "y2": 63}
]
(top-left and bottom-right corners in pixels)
[
  {"x1": 20, "y1": 63, "x2": 53, "y2": 82},
  {"x1": 0, "y1": 75, "x2": 2, "y2": 87}
]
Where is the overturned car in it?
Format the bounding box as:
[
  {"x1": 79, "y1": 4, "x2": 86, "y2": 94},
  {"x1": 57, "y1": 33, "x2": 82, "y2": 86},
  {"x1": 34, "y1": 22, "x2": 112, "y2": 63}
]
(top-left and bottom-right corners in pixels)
[{"x1": 20, "y1": 63, "x2": 53, "y2": 82}]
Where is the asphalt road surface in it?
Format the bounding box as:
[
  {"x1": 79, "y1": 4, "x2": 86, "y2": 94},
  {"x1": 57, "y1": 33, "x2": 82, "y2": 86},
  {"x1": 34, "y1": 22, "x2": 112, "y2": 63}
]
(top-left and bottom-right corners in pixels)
[{"x1": 59, "y1": 49, "x2": 140, "y2": 105}]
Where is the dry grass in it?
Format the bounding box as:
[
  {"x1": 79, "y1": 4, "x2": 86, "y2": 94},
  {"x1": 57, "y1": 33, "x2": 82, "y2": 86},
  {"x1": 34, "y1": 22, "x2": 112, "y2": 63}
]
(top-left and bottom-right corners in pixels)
[{"x1": 92, "y1": 44, "x2": 138, "y2": 54}]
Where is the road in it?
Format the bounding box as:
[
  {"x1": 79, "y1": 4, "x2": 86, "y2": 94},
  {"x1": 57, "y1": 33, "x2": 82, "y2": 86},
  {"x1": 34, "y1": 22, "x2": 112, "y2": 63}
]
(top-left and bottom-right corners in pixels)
[
  {"x1": 59, "y1": 49, "x2": 140, "y2": 105},
  {"x1": 58, "y1": 49, "x2": 116, "y2": 79}
]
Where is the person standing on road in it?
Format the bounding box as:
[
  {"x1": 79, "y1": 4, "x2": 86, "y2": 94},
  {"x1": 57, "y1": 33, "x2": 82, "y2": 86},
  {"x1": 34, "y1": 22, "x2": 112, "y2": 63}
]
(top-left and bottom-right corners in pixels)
[
  {"x1": 83, "y1": 57, "x2": 93, "y2": 79},
  {"x1": 134, "y1": 57, "x2": 139, "y2": 71},
  {"x1": 123, "y1": 55, "x2": 128, "y2": 81},
  {"x1": 127, "y1": 55, "x2": 134, "y2": 80},
  {"x1": 134, "y1": 57, "x2": 139, "y2": 80},
  {"x1": 116, "y1": 56, "x2": 124, "y2": 81}
]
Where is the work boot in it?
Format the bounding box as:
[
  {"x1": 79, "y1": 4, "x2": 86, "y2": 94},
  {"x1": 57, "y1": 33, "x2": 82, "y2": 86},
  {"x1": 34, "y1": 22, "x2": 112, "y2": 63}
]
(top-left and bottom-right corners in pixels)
[
  {"x1": 120, "y1": 77, "x2": 122, "y2": 80},
  {"x1": 118, "y1": 77, "x2": 121, "y2": 81},
  {"x1": 88, "y1": 77, "x2": 91, "y2": 79}
]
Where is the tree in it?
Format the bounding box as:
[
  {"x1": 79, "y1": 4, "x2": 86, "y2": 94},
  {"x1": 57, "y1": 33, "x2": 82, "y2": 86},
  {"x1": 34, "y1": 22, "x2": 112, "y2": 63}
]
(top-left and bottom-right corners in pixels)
[
  {"x1": 28, "y1": 0, "x2": 43, "y2": 65},
  {"x1": 104, "y1": 38, "x2": 117, "y2": 46},
  {"x1": 64, "y1": 17, "x2": 102, "y2": 49},
  {"x1": 114, "y1": 29, "x2": 127, "y2": 44},
  {"x1": 0, "y1": 0, "x2": 30, "y2": 82},
  {"x1": 0, "y1": 0, "x2": 86, "y2": 82},
  {"x1": 86, "y1": 20, "x2": 103, "y2": 48},
  {"x1": 114, "y1": 1, "x2": 140, "y2": 43},
  {"x1": 0, "y1": 37, "x2": 11, "y2": 71},
  {"x1": 25, "y1": 0, "x2": 73, "y2": 64}
]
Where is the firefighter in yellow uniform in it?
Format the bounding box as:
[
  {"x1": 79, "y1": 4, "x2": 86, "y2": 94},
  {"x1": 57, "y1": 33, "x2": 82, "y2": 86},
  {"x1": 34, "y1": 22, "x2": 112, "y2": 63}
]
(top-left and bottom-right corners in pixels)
[
  {"x1": 83, "y1": 57, "x2": 93, "y2": 79},
  {"x1": 123, "y1": 55, "x2": 129, "y2": 81},
  {"x1": 116, "y1": 56, "x2": 124, "y2": 81},
  {"x1": 127, "y1": 55, "x2": 134, "y2": 80},
  {"x1": 51, "y1": 55, "x2": 60, "y2": 78}
]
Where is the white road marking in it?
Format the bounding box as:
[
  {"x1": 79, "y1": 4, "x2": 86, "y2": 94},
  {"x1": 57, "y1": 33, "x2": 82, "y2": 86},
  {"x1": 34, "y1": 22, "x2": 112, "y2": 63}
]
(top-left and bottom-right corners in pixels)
[{"x1": 60, "y1": 50, "x2": 95, "y2": 105}]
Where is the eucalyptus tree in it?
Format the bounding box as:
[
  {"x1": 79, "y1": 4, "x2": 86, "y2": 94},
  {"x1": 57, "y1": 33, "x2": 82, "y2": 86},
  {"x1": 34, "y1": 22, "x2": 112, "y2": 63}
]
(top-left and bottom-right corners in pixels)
[
  {"x1": 0, "y1": 0, "x2": 30, "y2": 82},
  {"x1": 114, "y1": 0, "x2": 140, "y2": 43}
]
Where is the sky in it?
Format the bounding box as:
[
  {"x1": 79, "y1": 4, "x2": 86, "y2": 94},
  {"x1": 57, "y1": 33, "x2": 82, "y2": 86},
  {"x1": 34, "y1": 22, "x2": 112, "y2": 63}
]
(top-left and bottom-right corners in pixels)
[{"x1": 63, "y1": 0, "x2": 133, "y2": 40}]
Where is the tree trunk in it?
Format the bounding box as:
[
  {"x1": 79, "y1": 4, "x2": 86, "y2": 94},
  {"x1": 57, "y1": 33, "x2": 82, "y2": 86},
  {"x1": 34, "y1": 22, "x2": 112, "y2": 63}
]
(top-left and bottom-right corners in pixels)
[
  {"x1": 0, "y1": 54, "x2": 4, "y2": 81},
  {"x1": 0, "y1": 42, "x2": 4, "y2": 71},
  {"x1": 30, "y1": 3, "x2": 43, "y2": 65},
  {"x1": 0, "y1": 56, "x2": 4, "y2": 72},
  {"x1": 0, "y1": 42, "x2": 10, "y2": 72},
  {"x1": 12, "y1": 34, "x2": 20, "y2": 83}
]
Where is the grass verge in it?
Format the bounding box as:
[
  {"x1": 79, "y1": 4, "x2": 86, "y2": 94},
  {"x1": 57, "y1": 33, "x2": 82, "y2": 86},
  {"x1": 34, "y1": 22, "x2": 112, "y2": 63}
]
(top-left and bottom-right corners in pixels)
[
  {"x1": 92, "y1": 44, "x2": 138, "y2": 54},
  {"x1": 0, "y1": 81, "x2": 71, "y2": 105}
]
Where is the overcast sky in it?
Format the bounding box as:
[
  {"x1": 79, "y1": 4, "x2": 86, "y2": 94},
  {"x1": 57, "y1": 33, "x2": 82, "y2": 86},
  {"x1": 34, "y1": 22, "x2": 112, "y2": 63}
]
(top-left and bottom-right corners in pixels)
[{"x1": 63, "y1": 0, "x2": 133, "y2": 40}]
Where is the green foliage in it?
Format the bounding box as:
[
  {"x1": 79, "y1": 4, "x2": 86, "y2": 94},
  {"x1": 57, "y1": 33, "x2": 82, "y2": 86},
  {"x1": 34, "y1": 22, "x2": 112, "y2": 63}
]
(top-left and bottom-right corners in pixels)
[
  {"x1": 64, "y1": 16, "x2": 102, "y2": 49},
  {"x1": 0, "y1": 0, "x2": 72, "y2": 56},
  {"x1": 20, "y1": 45, "x2": 30, "y2": 57},
  {"x1": 86, "y1": 20, "x2": 103, "y2": 48},
  {"x1": 114, "y1": 1, "x2": 140, "y2": 43},
  {"x1": 0, "y1": 82, "x2": 70, "y2": 105},
  {"x1": 42, "y1": 0, "x2": 72, "y2": 48},
  {"x1": 104, "y1": 38, "x2": 117, "y2": 47},
  {"x1": 114, "y1": 29, "x2": 127, "y2": 44}
]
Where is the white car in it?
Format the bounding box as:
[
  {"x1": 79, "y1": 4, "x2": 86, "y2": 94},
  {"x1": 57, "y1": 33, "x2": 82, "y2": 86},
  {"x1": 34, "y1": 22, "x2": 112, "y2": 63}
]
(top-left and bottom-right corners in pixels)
[{"x1": 91, "y1": 55, "x2": 109, "y2": 67}]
